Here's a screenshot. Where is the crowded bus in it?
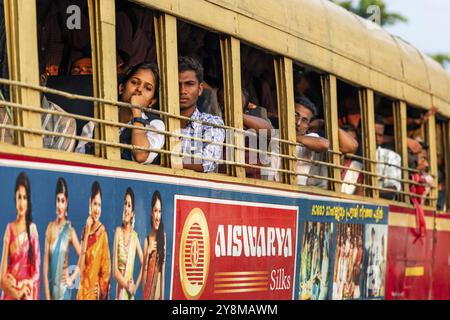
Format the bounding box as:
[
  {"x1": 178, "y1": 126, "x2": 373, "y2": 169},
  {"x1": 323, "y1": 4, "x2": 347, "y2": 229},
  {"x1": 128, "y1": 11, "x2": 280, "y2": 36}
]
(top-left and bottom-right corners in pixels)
[{"x1": 0, "y1": 0, "x2": 449, "y2": 300}]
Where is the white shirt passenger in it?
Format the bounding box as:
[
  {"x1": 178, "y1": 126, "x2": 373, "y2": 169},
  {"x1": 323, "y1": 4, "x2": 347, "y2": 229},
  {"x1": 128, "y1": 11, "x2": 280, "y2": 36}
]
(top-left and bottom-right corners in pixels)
[
  {"x1": 376, "y1": 146, "x2": 402, "y2": 192},
  {"x1": 262, "y1": 132, "x2": 319, "y2": 185},
  {"x1": 295, "y1": 132, "x2": 319, "y2": 185}
]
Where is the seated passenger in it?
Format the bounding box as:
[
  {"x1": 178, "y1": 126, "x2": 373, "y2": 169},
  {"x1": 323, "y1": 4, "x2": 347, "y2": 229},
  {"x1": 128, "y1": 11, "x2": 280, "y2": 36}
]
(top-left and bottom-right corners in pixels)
[
  {"x1": 216, "y1": 87, "x2": 272, "y2": 178},
  {"x1": 340, "y1": 125, "x2": 363, "y2": 195},
  {"x1": 76, "y1": 62, "x2": 165, "y2": 164},
  {"x1": 197, "y1": 82, "x2": 222, "y2": 118},
  {"x1": 37, "y1": 74, "x2": 77, "y2": 152},
  {"x1": 304, "y1": 118, "x2": 328, "y2": 189},
  {"x1": 266, "y1": 96, "x2": 329, "y2": 184},
  {"x1": 305, "y1": 121, "x2": 360, "y2": 191},
  {"x1": 381, "y1": 107, "x2": 437, "y2": 154},
  {"x1": 241, "y1": 88, "x2": 273, "y2": 179},
  {"x1": 409, "y1": 143, "x2": 433, "y2": 237},
  {"x1": 178, "y1": 56, "x2": 225, "y2": 173},
  {"x1": 410, "y1": 143, "x2": 433, "y2": 204},
  {"x1": 41, "y1": 95, "x2": 77, "y2": 152},
  {"x1": 437, "y1": 157, "x2": 446, "y2": 211},
  {"x1": 375, "y1": 115, "x2": 402, "y2": 199}
]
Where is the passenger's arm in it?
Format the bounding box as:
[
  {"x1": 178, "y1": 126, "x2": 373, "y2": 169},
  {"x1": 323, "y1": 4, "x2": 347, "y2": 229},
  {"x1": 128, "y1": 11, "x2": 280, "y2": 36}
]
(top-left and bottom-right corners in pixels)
[
  {"x1": 338, "y1": 129, "x2": 359, "y2": 154},
  {"x1": 130, "y1": 120, "x2": 151, "y2": 163},
  {"x1": 243, "y1": 114, "x2": 273, "y2": 134},
  {"x1": 297, "y1": 134, "x2": 329, "y2": 153},
  {"x1": 129, "y1": 96, "x2": 165, "y2": 164},
  {"x1": 407, "y1": 138, "x2": 423, "y2": 154},
  {"x1": 183, "y1": 163, "x2": 206, "y2": 172}
]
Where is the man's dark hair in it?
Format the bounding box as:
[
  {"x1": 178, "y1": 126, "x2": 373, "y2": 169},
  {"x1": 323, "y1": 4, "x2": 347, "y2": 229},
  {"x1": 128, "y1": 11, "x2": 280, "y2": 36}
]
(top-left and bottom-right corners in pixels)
[
  {"x1": 242, "y1": 88, "x2": 250, "y2": 109},
  {"x1": 341, "y1": 124, "x2": 357, "y2": 134},
  {"x1": 420, "y1": 142, "x2": 429, "y2": 150},
  {"x1": 375, "y1": 114, "x2": 385, "y2": 126},
  {"x1": 178, "y1": 56, "x2": 204, "y2": 83},
  {"x1": 295, "y1": 95, "x2": 317, "y2": 118}
]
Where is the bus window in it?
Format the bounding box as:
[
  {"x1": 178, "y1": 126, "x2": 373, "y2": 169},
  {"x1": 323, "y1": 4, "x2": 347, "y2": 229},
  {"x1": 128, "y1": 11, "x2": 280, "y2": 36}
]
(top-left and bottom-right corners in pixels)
[
  {"x1": 116, "y1": 1, "x2": 157, "y2": 71},
  {"x1": 337, "y1": 80, "x2": 364, "y2": 196},
  {"x1": 407, "y1": 104, "x2": 435, "y2": 207},
  {"x1": 114, "y1": 1, "x2": 162, "y2": 165},
  {"x1": 0, "y1": 1, "x2": 13, "y2": 144},
  {"x1": 293, "y1": 65, "x2": 330, "y2": 190},
  {"x1": 240, "y1": 43, "x2": 278, "y2": 181},
  {"x1": 178, "y1": 21, "x2": 223, "y2": 118},
  {"x1": 374, "y1": 94, "x2": 403, "y2": 201},
  {"x1": 374, "y1": 94, "x2": 396, "y2": 151},
  {"x1": 436, "y1": 116, "x2": 448, "y2": 212},
  {"x1": 177, "y1": 20, "x2": 226, "y2": 173},
  {"x1": 36, "y1": 0, "x2": 95, "y2": 154}
]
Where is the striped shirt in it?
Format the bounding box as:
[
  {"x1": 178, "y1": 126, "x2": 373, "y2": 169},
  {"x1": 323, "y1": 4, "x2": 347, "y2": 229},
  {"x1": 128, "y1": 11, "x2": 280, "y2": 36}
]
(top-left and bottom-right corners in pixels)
[{"x1": 180, "y1": 108, "x2": 225, "y2": 173}]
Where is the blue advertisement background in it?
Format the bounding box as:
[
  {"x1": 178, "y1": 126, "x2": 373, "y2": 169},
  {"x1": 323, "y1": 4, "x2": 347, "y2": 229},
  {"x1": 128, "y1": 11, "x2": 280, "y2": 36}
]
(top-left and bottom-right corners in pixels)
[{"x1": 0, "y1": 164, "x2": 388, "y2": 300}]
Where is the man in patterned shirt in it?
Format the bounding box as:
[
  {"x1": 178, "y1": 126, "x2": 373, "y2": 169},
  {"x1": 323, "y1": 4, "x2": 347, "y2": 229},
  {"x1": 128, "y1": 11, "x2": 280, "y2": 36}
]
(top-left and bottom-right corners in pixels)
[
  {"x1": 375, "y1": 114, "x2": 402, "y2": 199},
  {"x1": 178, "y1": 56, "x2": 225, "y2": 172}
]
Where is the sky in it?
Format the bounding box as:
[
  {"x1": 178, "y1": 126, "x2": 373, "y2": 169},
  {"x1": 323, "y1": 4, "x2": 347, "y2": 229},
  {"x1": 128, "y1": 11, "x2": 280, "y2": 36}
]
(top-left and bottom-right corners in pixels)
[
  {"x1": 348, "y1": 0, "x2": 450, "y2": 70},
  {"x1": 383, "y1": 0, "x2": 450, "y2": 56}
]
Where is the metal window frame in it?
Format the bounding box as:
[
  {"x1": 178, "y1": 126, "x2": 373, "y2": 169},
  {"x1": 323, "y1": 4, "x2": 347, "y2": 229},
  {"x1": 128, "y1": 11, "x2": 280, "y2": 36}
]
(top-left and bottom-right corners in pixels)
[{"x1": 4, "y1": 0, "x2": 41, "y2": 148}]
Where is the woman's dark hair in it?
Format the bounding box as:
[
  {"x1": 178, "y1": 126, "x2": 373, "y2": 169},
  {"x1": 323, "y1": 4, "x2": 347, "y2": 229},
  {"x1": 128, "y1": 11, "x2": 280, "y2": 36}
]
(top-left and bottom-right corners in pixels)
[
  {"x1": 55, "y1": 177, "x2": 68, "y2": 199},
  {"x1": 55, "y1": 177, "x2": 69, "y2": 215},
  {"x1": 90, "y1": 181, "x2": 102, "y2": 202},
  {"x1": 123, "y1": 187, "x2": 135, "y2": 228},
  {"x1": 151, "y1": 190, "x2": 165, "y2": 268},
  {"x1": 15, "y1": 172, "x2": 33, "y2": 264},
  {"x1": 120, "y1": 62, "x2": 160, "y2": 100},
  {"x1": 125, "y1": 187, "x2": 135, "y2": 212}
]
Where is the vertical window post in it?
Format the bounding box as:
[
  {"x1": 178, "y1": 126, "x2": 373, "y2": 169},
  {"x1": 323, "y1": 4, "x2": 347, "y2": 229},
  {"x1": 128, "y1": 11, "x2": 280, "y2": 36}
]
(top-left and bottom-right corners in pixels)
[
  {"x1": 220, "y1": 36, "x2": 244, "y2": 178},
  {"x1": 274, "y1": 57, "x2": 296, "y2": 185},
  {"x1": 88, "y1": 0, "x2": 120, "y2": 160},
  {"x1": 425, "y1": 111, "x2": 438, "y2": 208},
  {"x1": 154, "y1": 13, "x2": 181, "y2": 169},
  {"x1": 393, "y1": 101, "x2": 409, "y2": 203},
  {"x1": 445, "y1": 120, "x2": 450, "y2": 211},
  {"x1": 322, "y1": 74, "x2": 341, "y2": 192},
  {"x1": 360, "y1": 88, "x2": 379, "y2": 199},
  {"x1": 4, "y1": 0, "x2": 41, "y2": 148}
]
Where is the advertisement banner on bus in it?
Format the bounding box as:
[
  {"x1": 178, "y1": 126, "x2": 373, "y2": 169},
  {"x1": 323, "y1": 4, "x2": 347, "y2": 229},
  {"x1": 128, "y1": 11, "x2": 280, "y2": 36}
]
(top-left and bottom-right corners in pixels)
[
  {"x1": 0, "y1": 157, "x2": 389, "y2": 300},
  {"x1": 170, "y1": 196, "x2": 299, "y2": 300}
]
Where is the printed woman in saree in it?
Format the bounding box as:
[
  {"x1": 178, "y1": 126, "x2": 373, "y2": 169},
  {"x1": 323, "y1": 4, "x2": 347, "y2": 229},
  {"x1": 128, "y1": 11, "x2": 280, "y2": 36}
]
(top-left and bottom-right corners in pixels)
[
  {"x1": 113, "y1": 187, "x2": 143, "y2": 300},
  {"x1": 0, "y1": 172, "x2": 40, "y2": 300},
  {"x1": 76, "y1": 181, "x2": 111, "y2": 300},
  {"x1": 142, "y1": 190, "x2": 166, "y2": 300},
  {"x1": 43, "y1": 177, "x2": 81, "y2": 300}
]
